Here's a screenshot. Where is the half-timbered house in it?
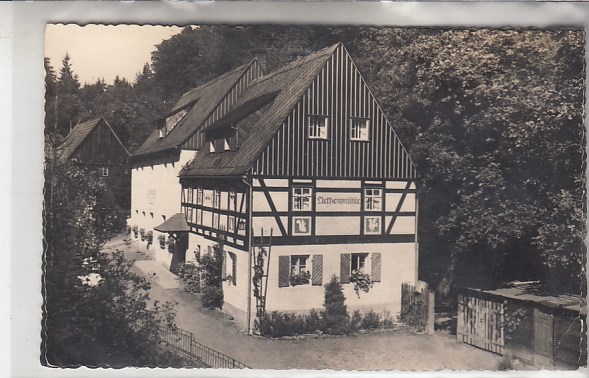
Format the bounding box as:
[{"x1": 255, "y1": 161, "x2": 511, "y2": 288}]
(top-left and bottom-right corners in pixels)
[
  {"x1": 128, "y1": 60, "x2": 262, "y2": 268},
  {"x1": 178, "y1": 43, "x2": 418, "y2": 330}
]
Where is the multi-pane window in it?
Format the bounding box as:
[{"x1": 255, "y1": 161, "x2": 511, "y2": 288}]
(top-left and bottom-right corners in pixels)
[
  {"x1": 100, "y1": 166, "x2": 109, "y2": 177},
  {"x1": 292, "y1": 187, "x2": 312, "y2": 211},
  {"x1": 351, "y1": 253, "x2": 368, "y2": 274},
  {"x1": 213, "y1": 190, "x2": 221, "y2": 208},
  {"x1": 307, "y1": 115, "x2": 328, "y2": 139},
  {"x1": 228, "y1": 191, "x2": 236, "y2": 211},
  {"x1": 290, "y1": 256, "x2": 308, "y2": 275},
  {"x1": 228, "y1": 216, "x2": 235, "y2": 232},
  {"x1": 212, "y1": 213, "x2": 219, "y2": 229},
  {"x1": 364, "y1": 188, "x2": 382, "y2": 211},
  {"x1": 187, "y1": 188, "x2": 193, "y2": 204},
  {"x1": 290, "y1": 255, "x2": 311, "y2": 286},
  {"x1": 350, "y1": 118, "x2": 370, "y2": 141},
  {"x1": 197, "y1": 188, "x2": 203, "y2": 205},
  {"x1": 186, "y1": 208, "x2": 193, "y2": 224}
]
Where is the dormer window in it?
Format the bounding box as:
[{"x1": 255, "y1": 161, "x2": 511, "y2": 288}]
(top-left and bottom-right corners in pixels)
[
  {"x1": 350, "y1": 118, "x2": 370, "y2": 141},
  {"x1": 307, "y1": 115, "x2": 328, "y2": 139},
  {"x1": 160, "y1": 108, "x2": 188, "y2": 138}
]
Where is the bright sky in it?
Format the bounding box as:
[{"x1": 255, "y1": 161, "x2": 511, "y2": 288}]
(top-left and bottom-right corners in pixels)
[{"x1": 45, "y1": 24, "x2": 182, "y2": 85}]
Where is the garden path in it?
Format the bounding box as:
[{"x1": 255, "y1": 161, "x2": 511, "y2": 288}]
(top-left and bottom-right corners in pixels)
[{"x1": 103, "y1": 235, "x2": 501, "y2": 370}]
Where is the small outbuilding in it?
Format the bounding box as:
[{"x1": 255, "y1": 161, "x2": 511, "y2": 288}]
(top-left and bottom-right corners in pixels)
[
  {"x1": 457, "y1": 283, "x2": 587, "y2": 368},
  {"x1": 55, "y1": 117, "x2": 130, "y2": 212}
]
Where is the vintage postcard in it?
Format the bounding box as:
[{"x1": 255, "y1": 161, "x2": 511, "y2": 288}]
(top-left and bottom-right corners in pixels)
[{"x1": 42, "y1": 24, "x2": 586, "y2": 371}]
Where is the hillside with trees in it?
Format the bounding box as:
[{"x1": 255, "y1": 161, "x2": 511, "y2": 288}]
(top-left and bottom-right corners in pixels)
[{"x1": 44, "y1": 26, "x2": 585, "y2": 309}]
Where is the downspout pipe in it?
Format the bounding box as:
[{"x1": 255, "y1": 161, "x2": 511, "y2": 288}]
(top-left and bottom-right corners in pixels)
[{"x1": 242, "y1": 175, "x2": 253, "y2": 334}]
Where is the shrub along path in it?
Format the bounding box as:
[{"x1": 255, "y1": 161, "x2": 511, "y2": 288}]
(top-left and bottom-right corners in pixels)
[{"x1": 103, "y1": 235, "x2": 500, "y2": 370}]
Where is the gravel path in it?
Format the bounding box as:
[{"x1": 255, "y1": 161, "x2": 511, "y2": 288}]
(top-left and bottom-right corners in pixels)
[{"x1": 103, "y1": 235, "x2": 501, "y2": 371}]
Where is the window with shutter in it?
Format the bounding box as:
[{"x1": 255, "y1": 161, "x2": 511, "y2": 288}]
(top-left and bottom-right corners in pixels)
[
  {"x1": 340, "y1": 254, "x2": 351, "y2": 284},
  {"x1": 312, "y1": 255, "x2": 323, "y2": 286},
  {"x1": 225, "y1": 252, "x2": 237, "y2": 285},
  {"x1": 278, "y1": 255, "x2": 290, "y2": 287},
  {"x1": 371, "y1": 253, "x2": 382, "y2": 282}
]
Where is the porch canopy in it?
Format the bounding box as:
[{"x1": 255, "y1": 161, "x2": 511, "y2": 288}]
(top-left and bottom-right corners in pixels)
[{"x1": 154, "y1": 213, "x2": 190, "y2": 233}]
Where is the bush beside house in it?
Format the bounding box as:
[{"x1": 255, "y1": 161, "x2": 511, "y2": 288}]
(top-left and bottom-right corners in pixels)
[{"x1": 254, "y1": 275, "x2": 395, "y2": 337}]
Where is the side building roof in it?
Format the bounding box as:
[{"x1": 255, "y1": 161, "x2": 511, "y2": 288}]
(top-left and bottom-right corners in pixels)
[
  {"x1": 56, "y1": 117, "x2": 128, "y2": 162},
  {"x1": 180, "y1": 43, "x2": 340, "y2": 177},
  {"x1": 131, "y1": 61, "x2": 258, "y2": 159}
]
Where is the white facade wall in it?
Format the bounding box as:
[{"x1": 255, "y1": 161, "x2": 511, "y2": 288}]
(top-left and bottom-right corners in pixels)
[
  {"x1": 264, "y1": 242, "x2": 416, "y2": 317},
  {"x1": 128, "y1": 150, "x2": 195, "y2": 268}
]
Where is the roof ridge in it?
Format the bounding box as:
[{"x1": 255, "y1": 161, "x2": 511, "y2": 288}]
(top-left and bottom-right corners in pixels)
[
  {"x1": 249, "y1": 43, "x2": 339, "y2": 86},
  {"x1": 178, "y1": 61, "x2": 255, "y2": 100}
]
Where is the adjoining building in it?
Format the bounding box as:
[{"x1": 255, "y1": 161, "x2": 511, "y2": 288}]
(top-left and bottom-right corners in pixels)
[
  {"x1": 175, "y1": 43, "x2": 418, "y2": 330},
  {"x1": 127, "y1": 61, "x2": 263, "y2": 268}
]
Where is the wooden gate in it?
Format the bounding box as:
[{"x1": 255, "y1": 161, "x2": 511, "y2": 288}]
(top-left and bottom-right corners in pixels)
[{"x1": 457, "y1": 293, "x2": 505, "y2": 354}]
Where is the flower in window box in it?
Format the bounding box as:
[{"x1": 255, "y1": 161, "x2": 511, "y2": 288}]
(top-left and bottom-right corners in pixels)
[
  {"x1": 139, "y1": 228, "x2": 146, "y2": 241},
  {"x1": 158, "y1": 234, "x2": 166, "y2": 249},
  {"x1": 145, "y1": 230, "x2": 153, "y2": 244},
  {"x1": 289, "y1": 271, "x2": 311, "y2": 287},
  {"x1": 349, "y1": 269, "x2": 373, "y2": 298}
]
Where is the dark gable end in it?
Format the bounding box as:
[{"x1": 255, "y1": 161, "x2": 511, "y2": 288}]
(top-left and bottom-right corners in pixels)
[
  {"x1": 180, "y1": 43, "x2": 415, "y2": 180},
  {"x1": 56, "y1": 117, "x2": 129, "y2": 164},
  {"x1": 131, "y1": 60, "x2": 262, "y2": 159},
  {"x1": 251, "y1": 44, "x2": 416, "y2": 179}
]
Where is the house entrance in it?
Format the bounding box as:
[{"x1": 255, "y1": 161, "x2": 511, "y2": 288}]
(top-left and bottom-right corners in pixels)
[{"x1": 170, "y1": 232, "x2": 188, "y2": 272}]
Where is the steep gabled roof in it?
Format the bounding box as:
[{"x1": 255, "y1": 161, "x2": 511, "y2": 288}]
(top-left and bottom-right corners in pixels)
[
  {"x1": 180, "y1": 43, "x2": 340, "y2": 177},
  {"x1": 56, "y1": 117, "x2": 128, "y2": 162},
  {"x1": 131, "y1": 61, "x2": 257, "y2": 158}
]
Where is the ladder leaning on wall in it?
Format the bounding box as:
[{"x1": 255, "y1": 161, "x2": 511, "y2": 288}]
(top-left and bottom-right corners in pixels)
[{"x1": 252, "y1": 228, "x2": 273, "y2": 320}]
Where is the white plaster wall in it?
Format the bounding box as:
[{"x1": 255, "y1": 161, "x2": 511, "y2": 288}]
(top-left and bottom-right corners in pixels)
[
  {"x1": 262, "y1": 242, "x2": 417, "y2": 317},
  {"x1": 128, "y1": 150, "x2": 195, "y2": 232},
  {"x1": 128, "y1": 150, "x2": 195, "y2": 269}
]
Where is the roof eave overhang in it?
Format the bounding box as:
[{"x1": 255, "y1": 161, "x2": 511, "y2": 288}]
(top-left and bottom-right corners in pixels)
[{"x1": 129, "y1": 146, "x2": 181, "y2": 162}]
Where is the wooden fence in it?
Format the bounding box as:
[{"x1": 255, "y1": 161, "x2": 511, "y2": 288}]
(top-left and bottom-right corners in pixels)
[
  {"x1": 158, "y1": 325, "x2": 249, "y2": 369},
  {"x1": 457, "y1": 293, "x2": 505, "y2": 355}
]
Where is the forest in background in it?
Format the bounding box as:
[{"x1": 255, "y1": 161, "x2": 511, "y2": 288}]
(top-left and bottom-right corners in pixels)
[{"x1": 44, "y1": 26, "x2": 586, "y2": 298}]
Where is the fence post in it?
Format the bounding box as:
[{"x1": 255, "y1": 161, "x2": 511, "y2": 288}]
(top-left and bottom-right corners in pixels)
[
  {"x1": 425, "y1": 289, "x2": 435, "y2": 335},
  {"x1": 456, "y1": 293, "x2": 464, "y2": 341}
]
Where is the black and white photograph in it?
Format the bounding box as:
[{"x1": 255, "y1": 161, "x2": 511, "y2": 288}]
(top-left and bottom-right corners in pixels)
[{"x1": 41, "y1": 23, "x2": 586, "y2": 371}]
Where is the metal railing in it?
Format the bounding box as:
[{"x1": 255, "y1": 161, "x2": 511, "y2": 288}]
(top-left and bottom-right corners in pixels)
[{"x1": 158, "y1": 325, "x2": 250, "y2": 369}]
